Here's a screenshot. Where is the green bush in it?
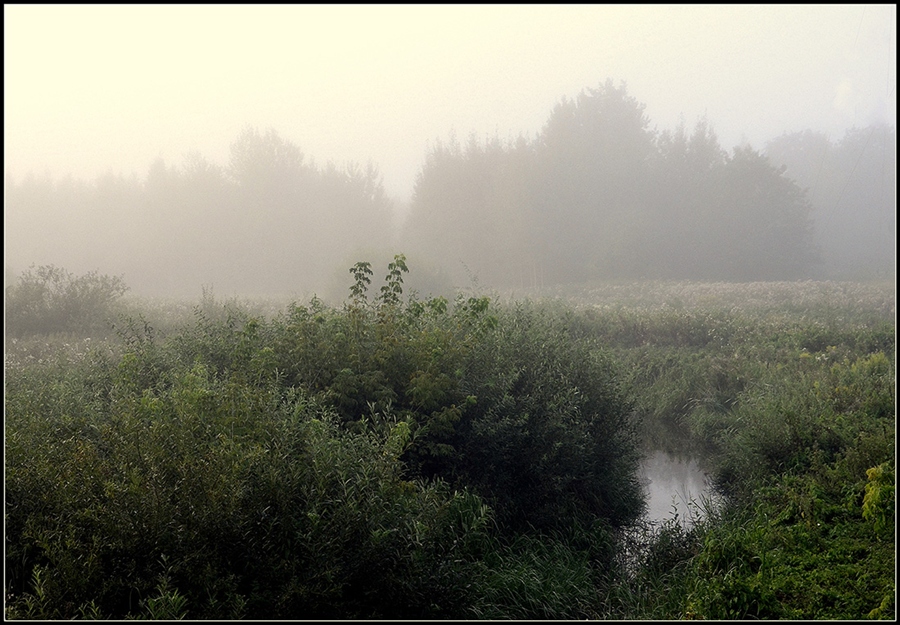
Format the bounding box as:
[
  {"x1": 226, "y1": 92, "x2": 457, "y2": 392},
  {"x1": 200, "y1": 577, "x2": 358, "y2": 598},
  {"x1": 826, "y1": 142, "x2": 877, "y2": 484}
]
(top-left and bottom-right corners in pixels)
[
  {"x1": 5, "y1": 265, "x2": 129, "y2": 337},
  {"x1": 212, "y1": 259, "x2": 648, "y2": 536},
  {"x1": 5, "y1": 356, "x2": 497, "y2": 619},
  {"x1": 5, "y1": 257, "x2": 646, "y2": 619},
  {"x1": 447, "y1": 301, "x2": 645, "y2": 533}
]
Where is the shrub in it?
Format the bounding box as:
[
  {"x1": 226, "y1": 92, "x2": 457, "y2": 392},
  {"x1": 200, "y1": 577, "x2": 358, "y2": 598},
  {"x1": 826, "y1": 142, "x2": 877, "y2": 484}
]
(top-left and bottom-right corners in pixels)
[
  {"x1": 445, "y1": 301, "x2": 645, "y2": 533},
  {"x1": 252, "y1": 259, "x2": 646, "y2": 536},
  {"x1": 5, "y1": 265, "x2": 129, "y2": 337},
  {"x1": 4, "y1": 355, "x2": 496, "y2": 619}
]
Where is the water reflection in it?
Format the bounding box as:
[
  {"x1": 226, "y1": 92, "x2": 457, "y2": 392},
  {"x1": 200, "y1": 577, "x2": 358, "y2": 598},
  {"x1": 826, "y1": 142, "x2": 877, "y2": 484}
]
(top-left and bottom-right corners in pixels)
[{"x1": 639, "y1": 448, "x2": 718, "y2": 527}]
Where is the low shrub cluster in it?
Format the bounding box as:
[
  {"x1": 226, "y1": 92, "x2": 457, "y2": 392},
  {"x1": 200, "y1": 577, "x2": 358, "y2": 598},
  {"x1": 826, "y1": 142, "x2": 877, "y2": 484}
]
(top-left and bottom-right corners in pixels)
[{"x1": 5, "y1": 265, "x2": 129, "y2": 337}]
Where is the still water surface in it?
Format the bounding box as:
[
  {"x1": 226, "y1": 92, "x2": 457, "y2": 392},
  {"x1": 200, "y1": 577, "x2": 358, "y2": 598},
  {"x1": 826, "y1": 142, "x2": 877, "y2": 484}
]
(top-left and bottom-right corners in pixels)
[{"x1": 639, "y1": 448, "x2": 719, "y2": 527}]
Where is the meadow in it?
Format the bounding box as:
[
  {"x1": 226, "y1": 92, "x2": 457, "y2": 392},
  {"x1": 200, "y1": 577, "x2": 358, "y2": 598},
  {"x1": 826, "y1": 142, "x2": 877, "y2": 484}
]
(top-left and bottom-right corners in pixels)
[{"x1": 5, "y1": 263, "x2": 895, "y2": 619}]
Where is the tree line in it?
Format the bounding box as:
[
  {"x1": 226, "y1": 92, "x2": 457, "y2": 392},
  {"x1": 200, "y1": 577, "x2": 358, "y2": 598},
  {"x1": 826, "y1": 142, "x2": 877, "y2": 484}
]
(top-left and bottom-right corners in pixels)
[
  {"x1": 5, "y1": 81, "x2": 894, "y2": 297},
  {"x1": 764, "y1": 124, "x2": 895, "y2": 279},
  {"x1": 5, "y1": 128, "x2": 394, "y2": 298},
  {"x1": 402, "y1": 80, "x2": 884, "y2": 287}
]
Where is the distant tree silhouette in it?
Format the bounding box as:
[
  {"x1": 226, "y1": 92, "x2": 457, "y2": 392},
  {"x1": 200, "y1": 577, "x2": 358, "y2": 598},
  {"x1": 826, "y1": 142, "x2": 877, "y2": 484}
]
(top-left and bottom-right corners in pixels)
[
  {"x1": 403, "y1": 81, "x2": 820, "y2": 285},
  {"x1": 766, "y1": 124, "x2": 895, "y2": 279},
  {"x1": 6, "y1": 127, "x2": 395, "y2": 297}
]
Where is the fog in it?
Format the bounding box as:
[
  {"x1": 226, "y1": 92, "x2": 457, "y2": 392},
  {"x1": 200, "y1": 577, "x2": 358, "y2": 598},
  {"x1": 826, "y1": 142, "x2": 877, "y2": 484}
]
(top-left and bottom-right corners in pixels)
[{"x1": 4, "y1": 5, "x2": 896, "y2": 298}]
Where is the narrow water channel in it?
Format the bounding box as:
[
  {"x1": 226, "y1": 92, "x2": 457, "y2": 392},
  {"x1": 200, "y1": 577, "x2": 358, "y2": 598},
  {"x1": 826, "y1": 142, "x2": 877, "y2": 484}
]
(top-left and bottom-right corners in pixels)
[{"x1": 639, "y1": 448, "x2": 719, "y2": 527}]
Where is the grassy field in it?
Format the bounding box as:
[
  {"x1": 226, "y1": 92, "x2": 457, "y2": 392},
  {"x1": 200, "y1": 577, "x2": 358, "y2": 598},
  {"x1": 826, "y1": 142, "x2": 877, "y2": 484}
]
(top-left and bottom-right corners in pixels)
[{"x1": 5, "y1": 269, "x2": 895, "y2": 619}]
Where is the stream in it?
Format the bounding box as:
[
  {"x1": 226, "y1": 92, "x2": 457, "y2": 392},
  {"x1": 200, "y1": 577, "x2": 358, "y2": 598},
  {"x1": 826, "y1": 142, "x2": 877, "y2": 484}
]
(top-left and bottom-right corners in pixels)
[{"x1": 639, "y1": 448, "x2": 721, "y2": 528}]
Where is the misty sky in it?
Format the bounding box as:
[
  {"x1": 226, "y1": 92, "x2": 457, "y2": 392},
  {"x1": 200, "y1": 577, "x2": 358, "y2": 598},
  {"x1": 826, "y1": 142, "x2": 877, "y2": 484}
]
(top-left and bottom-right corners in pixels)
[{"x1": 4, "y1": 4, "x2": 896, "y2": 204}]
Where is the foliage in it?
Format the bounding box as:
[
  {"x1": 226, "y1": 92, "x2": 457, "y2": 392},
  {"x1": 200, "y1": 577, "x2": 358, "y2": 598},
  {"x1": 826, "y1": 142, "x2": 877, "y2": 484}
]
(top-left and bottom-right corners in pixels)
[
  {"x1": 446, "y1": 300, "x2": 644, "y2": 532},
  {"x1": 5, "y1": 259, "x2": 645, "y2": 619},
  {"x1": 5, "y1": 265, "x2": 129, "y2": 337},
  {"x1": 862, "y1": 462, "x2": 895, "y2": 536},
  {"x1": 602, "y1": 283, "x2": 893, "y2": 619},
  {"x1": 377, "y1": 253, "x2": 409, "y2": 308},
  {"x1": 5, "y1": 268, "x2": 894, "y2": 619},
  {"x1": 4, "y1": 356, "x2": 496, "y2": 619},
  {"x1": 681, "y1": 450, "x2": 896, "y2": 620},
  {"x1": 7, "y1": 89, "x2": 893, "y2": 303}
]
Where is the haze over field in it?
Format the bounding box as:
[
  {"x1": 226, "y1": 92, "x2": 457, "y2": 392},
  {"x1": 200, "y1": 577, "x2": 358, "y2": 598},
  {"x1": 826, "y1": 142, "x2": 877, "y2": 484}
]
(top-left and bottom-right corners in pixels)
[{"x1": 4, "y1": 4, "x2": 896, "y2": 297}]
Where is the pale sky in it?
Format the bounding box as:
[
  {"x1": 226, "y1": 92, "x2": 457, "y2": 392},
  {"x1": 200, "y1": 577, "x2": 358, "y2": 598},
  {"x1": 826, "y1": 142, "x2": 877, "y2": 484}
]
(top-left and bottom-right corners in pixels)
[{"x1": 4, "y1": 4, "x2": 896, "y2": 203}]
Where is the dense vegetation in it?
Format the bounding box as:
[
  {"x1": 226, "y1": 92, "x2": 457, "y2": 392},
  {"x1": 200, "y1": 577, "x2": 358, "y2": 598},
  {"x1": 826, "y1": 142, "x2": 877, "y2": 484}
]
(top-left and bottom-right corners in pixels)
[{"x1": 5, "y1": 265, "x2": 895, "y2": 619}]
